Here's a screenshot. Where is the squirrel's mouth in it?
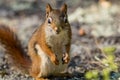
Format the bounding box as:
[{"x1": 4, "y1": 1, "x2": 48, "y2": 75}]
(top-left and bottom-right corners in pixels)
[
  {"x1": 55, "y1": 28, "x2": 60, "y2": 34},
  {"x1": 56, "y1": 31, "x2": 60, "y2": 34}
]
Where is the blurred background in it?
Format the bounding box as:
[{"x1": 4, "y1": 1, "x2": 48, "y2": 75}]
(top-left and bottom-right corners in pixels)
[{"x1": 0, "y1": 0, "x2": 120, "y2": 80}]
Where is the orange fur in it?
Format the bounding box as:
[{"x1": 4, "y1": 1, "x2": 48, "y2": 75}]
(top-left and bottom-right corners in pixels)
[
  {"x1": 0, "y1": 25, "x2": 31, "y2": 73},
  {"x1": 28, "y1": 3, "x2": 71, "y2": 79}
]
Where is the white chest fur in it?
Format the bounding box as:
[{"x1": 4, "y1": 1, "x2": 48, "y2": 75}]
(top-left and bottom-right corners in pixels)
[{"x1": 35, "y1": 44, "x2": 67, "y2": 77}]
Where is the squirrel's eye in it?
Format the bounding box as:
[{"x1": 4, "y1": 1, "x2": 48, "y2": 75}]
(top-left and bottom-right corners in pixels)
[
  {"x1": 63, "y1": 16, "x2": 67, "y2": 23},
  {"x1": 60, "y1": 14, "x2": 67, "y2": 23},
  {"x1": 48, "y1": 17, "x2": 52, "y2": 24}
]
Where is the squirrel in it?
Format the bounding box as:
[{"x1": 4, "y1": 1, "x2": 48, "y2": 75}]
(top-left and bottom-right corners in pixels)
[{"x1": 0, "y1": 3, "x2": 71, "y2": 80}]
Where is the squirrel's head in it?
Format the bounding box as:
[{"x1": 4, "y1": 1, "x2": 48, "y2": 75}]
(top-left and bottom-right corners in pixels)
[{"x1": 45, "y1": 3, "x2": 69, "y2": 34}]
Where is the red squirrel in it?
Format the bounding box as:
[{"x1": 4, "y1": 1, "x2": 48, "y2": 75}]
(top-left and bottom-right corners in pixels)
[{"x1": 0, "y1": 3, "x2": 71, "y2": 80}]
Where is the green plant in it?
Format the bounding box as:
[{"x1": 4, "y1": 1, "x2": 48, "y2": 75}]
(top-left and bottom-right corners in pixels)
[{"x1": 85, "y1": 46, "x2": 118, "y2": 80}]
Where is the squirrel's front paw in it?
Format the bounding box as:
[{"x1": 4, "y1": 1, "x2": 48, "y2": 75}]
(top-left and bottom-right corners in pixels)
[
  {"x1": 62, "y1": 53, "x2": 70, "y2": 64},
  {"x1": 51, "y1": 54, "x2": 59, "y2": 65}
]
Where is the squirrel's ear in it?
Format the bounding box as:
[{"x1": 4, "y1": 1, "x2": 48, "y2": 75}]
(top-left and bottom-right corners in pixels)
[
  {"x1": 46, "y1": 3, "x2": 52, "y2": 16},
  {"x1": 60, "y1": 3, "x2": 67, "y2": 13}
]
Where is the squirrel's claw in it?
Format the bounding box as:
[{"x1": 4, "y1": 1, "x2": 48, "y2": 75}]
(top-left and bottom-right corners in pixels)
[
  {"x1": 51, "y1": 54, "x2": 59, "y2": 65},
  {"x1": 62, "y1": 53, "x2": 70, "y2": 64}
]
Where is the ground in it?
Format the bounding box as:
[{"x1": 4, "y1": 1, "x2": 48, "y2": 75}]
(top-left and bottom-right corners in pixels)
[{"x1": 0, "y1": 0, "x2": 120, "y2": 80}]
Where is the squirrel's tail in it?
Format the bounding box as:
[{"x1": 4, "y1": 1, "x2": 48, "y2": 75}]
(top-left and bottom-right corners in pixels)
[{"x1": 0, "y1": 25, "x2": 31, "y2": 73}]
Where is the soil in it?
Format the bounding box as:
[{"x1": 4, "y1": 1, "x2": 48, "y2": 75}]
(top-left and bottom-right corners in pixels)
[{"x1": 0, "y1": 0, "x2": 120, "y2": 80}]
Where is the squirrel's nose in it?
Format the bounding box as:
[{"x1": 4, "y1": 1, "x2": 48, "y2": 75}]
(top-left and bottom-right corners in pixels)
[
  {"x1": 54, "y1": 27, "x2": 60, "y2": 34},
  {"x1": 56, "y1": 29, "x2": 60, "y2": 34}
]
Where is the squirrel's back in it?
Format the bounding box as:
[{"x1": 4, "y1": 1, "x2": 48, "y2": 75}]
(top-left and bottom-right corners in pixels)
[{"x1": 0, "y1": 24, "x2": 31, "y2": 73}]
